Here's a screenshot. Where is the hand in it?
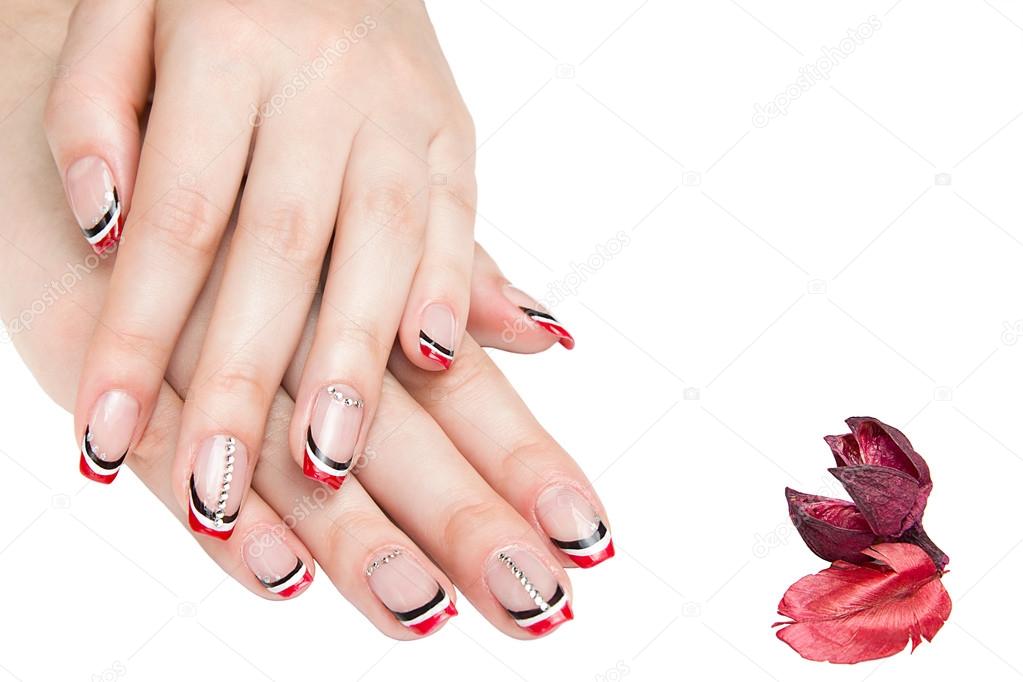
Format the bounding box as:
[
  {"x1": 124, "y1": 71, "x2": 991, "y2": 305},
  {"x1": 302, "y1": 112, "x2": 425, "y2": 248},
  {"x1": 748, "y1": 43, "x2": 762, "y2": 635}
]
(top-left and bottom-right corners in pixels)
[
  {"x1": 2, "y1": 7, "x2": 611, "y2": 639},
  {"x1": 43, "y1": 0, "x2": 574, "y2": 536}
]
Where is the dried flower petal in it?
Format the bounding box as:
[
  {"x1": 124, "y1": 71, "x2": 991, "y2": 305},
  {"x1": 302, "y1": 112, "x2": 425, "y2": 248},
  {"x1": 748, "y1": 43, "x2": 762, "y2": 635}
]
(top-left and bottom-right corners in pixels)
[
  {"x1": 774, "y1": 543, "x2": 951, "y2": 664},
  {"x1": 786, "y1": 488, "x2": 876, "y2": 564},
  {"x1": 829, "y1": 465, "x2": 924, "y2": 536}
]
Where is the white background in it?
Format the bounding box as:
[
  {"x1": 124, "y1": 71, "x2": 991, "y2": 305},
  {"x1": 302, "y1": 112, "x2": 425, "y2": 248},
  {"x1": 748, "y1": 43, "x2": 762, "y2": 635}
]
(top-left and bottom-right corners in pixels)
[{"x1": 3, "y1": 1, "x2": 1023, "y2": 680}]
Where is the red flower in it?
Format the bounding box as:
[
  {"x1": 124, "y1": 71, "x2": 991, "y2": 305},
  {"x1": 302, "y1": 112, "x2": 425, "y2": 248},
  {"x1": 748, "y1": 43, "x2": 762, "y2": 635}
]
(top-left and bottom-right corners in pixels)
[
  {"x1": 788, "y1": 417, "x2": 947, "y2": 570},
  {"x1": 774, "y1": 543, "x2": 951, "y2": 664},
  {"x1": 826, "y1": 417, "x2": 931, "y2": 536}
]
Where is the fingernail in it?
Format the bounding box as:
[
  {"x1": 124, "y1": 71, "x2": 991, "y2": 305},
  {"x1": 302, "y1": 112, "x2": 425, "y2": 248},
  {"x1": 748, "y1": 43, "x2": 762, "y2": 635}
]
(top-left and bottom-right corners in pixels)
[
  {"x1": 366, "y1": 548, "x2": 456, "y2": 636},
  {"x1": 79, "y1": 390, "x2": 139, "y2": 484},
  {"x1": 502, "y1": 285, "x2": 575, "y2": 349},
  {"x1": 486, "y1": 548, "x2": 572, "y2": 636},
  {"x1": 66, "y1": 156, "x2": 124, "y2": 254},
  {"x1": 243, "y1": 529, "x2": 312, "y2": 599},
  {"x1": 419, "y1": 303, "x2": 456, "y2": 368},
  {"x1": 188, "y1": 435, "x2": 248, "y2": 540},
  {"x1": 303, "y1": 384, "x2": 363, "y2": 490},
  {"x1": 536, "y1": 487, "x2": 615, "y2": 568}
]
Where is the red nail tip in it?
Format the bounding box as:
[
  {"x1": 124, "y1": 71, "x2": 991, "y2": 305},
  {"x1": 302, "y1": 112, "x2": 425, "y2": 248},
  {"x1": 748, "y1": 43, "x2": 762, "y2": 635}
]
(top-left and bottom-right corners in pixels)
[
  {"x1": 557, "y1": 333, "x2": 575, "y2": 350},
  {"x1": 90, "y1": 214, "x2": 124, "y2": 255},
  {"x1": 419, "y1": 344, "x2": 453, "y2": 369},
  {"x1": 522, "y1": 602, "x2": 573, "y2": 637},
  {"x1": 276, "y1": 570, "x2": 314, "y2": 599},
  {"x1": 567, "y1": 539, "x2": 615, "y2": 569},
  {"x1": 79, "y1": 453, "x2": 118, "y2": 484},
  {"x1": 302, "y1": 454, "x2": 346, "y2": 490},
  {"x1": 187, "y1": 506, "x2": 234, "y2": 541},
  {"x1": 407, "y1": 602, "x2": 458, "y2": 636}
]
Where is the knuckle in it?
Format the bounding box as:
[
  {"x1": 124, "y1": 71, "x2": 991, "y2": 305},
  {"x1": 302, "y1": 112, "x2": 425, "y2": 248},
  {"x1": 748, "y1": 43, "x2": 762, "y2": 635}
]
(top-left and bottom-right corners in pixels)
[
  {"x1": 326, "y1": 322, "x2": 389, "y2": 369},
  {"x1": 248, "y1": 199, "x2": 324, "y2": 270},
  {"x1": 324, "y1": 511, "x2": 381, "y2": 575},
  {"x1": 144, "y1": 187, "x2": 223, "y2": 256},
  {"x1": 353, "y1": 179, "x2": 424, "y2": 243},
  {"x1": 105, "y1": 324, "x2": 173, "y2": 369},
  {"x1": 441, "y1": 498, "x2": 503, "y2": 549},
  {"x1": 196, "y1": 362, "x2": 269, "y2": 411}
]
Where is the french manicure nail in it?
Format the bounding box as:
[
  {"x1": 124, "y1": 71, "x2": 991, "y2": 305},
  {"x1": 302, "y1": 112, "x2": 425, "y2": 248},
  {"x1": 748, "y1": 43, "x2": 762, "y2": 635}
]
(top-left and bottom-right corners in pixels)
[
  {"x1": 419, "y1": 303, "x2": 456, "y2": 368},
  {"x1": 303, "y1": 384, "x2": 363, "y2": 490},
  {"x1": 66, "y1": 156, "x2": 124, "y2": 254},
  {"x1": 486, "y1": 548, "x2": 572, "y2": 636},
  {"x1": 366, "y1": 548, "x2": 456, "y2": 635},
  {"x1": 243, "y1": 529, "x2": 312, "y2": 599},
  {"x1": 188, "y1": 435, "x2": 248, "y2": 540},
  {"x1": 536, "y1": 487, "x2": 615, "y2": 568},
  {"x1": 502, "y1": 285, "x2": 575, "y2": 349},
  {"x1": 79, "y1": 390, "x2": 139, "y2": 484}
]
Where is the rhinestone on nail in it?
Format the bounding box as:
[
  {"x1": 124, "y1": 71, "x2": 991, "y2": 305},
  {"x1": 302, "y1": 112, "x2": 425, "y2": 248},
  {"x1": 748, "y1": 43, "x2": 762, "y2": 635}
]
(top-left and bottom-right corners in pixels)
[
  {"x1": 327, "y1": 386, "x2": 364, "y2": 408},
  {"x1": 498, "y1": 553, "x2": 550, "y2": 611},
  {"x1": 366, "y1": 548, "x2": 402, "y2": 576}
]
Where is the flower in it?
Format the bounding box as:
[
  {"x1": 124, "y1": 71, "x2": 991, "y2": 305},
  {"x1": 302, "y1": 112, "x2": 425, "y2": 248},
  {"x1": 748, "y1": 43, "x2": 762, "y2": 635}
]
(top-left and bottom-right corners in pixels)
[
  {"x1": 787, "y1": 417, "x2": 947, "y2": 570},
  {"x1": 825, "y1": 417, "x2": 931, "y2": 537}
]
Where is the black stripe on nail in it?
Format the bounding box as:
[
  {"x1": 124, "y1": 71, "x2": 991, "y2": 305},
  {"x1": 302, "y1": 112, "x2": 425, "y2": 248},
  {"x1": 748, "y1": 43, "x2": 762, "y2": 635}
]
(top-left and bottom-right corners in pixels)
[
  {"x1": 551, "y1": 521, "x2": 608, "y2": 551},
  {"x1": 82, "y1": 426, "x2": 128, "y2": 470},
  {"x1": 82, "y1": 187, "x2": 121, "y2": 238},
  {"x1": 306, "y1": 427, "x2": 351, "y2": 473},
  {"x1": 392, "y1": 587, "x2": 447, "y2": 622},
  {"x1": 262, "y1": 559, "x2": 304, "y2": 588},
  {"x1": 506, "y1": 584, "x2": 565, "y2": 620},
  {"x1": 189, "y1": 475, "x2": 238, "y2": 524},
  {"x1": 419, "y1": 331, "x2": 453, "y2": 358},
  {"x1": 520, "y1": 306, "x2": 559, "y2": 324}
]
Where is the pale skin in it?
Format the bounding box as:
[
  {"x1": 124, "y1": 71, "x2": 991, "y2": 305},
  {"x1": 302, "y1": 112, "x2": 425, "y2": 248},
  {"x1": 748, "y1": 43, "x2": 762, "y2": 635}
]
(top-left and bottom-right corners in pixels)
[
  {"x1": 43, "y1": 0, "x2": 576, "y2": 541},
  {"x1": 2, "y1": 2, "x2": 608, "y2": 639}
]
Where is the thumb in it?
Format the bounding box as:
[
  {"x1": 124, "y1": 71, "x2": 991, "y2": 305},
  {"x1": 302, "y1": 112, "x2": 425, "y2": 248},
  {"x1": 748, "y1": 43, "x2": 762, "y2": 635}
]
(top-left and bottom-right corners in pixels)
[{"x1": 44, "y1": 0, "x2": 154, "y2": 254}]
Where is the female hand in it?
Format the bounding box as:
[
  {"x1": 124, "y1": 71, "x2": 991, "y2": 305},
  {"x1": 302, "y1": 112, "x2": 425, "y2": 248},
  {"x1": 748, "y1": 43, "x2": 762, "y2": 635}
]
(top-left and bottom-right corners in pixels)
[
  {"x1": 2, "y1": 22, "x2": 612, "y2": 639},
  {"x1": 44, "y1": 0, "x2": 575, "y2": 534}
]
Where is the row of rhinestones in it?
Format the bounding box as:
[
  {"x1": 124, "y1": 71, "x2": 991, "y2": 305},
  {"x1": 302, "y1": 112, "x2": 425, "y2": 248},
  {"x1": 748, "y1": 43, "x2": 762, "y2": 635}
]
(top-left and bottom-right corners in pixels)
[
  {"x1": 498, "y1": 553, "x2": 550, "y2": 611},
  {"x1": 366, "y1": 548, "x2": 401, "y2": 576},
  {"x1": 328, "y1": 385, "x2": 364, "y2": 408},
  {"x1": 213, "y1": 437, "x2": 236, "y2": 528}
]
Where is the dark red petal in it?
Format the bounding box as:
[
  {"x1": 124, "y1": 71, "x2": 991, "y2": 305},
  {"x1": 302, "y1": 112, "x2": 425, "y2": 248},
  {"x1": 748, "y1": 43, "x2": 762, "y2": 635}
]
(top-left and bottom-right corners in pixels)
[
  {"x1": 829, "y1": 465, "x2": 929, "y2": 536},
  {"x1": 774, "y1": 543, "x2": 951, "y2": 664},
  {"x1": 786, "y1": 488, "x2": 877, "y2": 564},
  {"x1": 824, "y1": 433, "x2": 862, "y2": 467},
  {"x1": 846, "y1": 417, "x2": 932, "y2": 487}
]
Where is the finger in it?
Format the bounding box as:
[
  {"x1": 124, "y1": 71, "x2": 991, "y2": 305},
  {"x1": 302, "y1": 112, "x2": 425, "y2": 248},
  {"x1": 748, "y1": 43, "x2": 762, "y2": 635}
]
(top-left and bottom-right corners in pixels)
[
  {"x1": 73, "y1": 38, "x2": 254, "y2": 486},
  {"x1": 291, "y1": 129, "x2": 429, "y2": 488},
  {"x1": 348, "y1": 375, "x2": 574, "y2": 637},
  {"x1": 397, "y1": 127, "x2": 475, "y2": 370},
  {"x1": 389, "y1": 336, "x2": 613, "y2": 568},
  {"x1": 131, "y1": 385, "x2": 316, "y2": 600},
  {"x1": 465, "y1": 243, "x2": 575, "y2": 352},
  {"x1": 172, "y1": 101, "x2": 353, "y2": 537},
  {"x1": 252, "y1": 419, "x2": 460, "y2": 638},
  {"x1": 44, "y1": 0, "x2": 155, "y2": 253}
]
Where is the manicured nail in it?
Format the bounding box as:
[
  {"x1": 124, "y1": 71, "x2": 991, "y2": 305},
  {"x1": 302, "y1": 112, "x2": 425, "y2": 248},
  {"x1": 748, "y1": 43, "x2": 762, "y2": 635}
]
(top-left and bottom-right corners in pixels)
[
  {"x1": 303, "y1": 384, "x2": 363, "y2": 490},
  {"x1": 419, "y1": 303, "x2": 456, "y2": 368},
  {"x1": 188, "y1": 435, "x2": 248, "y2": 540},
  {"x1": 502, "y1": 285, "x2": 575, "y2": 349},
  {"x1": 79, "y1": 390, "x2": 139, "y2": 484},
  {"x1": 66, "y1": 156, "x2": 123, "y2": 254},
  {"x1": 486, "y1": 548, "x2": 572, "y2": 636},
  {"x1": 243, "y1": 529, "x2": 312, "y2": 599},
  {"x1": 366, "y1": 548, "x2": 456, "y2": 635},
  {"x1": 536, "y1": 486, "x2": 614, "y2": 568}
]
